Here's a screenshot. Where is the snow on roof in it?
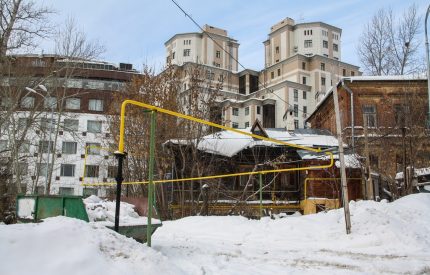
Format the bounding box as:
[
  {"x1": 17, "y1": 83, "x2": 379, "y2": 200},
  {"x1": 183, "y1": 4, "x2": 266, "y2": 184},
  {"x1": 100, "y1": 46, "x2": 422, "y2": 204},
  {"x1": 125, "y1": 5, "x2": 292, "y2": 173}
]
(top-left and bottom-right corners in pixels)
[
  {"x1": 344, "y1": 74, "x2": 427, "y2": 82},
  {"x1": 395, "y1": 167, "x2": 430, "y2": 180},
  {"x1": 299, "y1": 151, "x2": 362, "y2": 168},
  {"x1": 167, "y1": 128, "x2": 340, "y2": 157}
]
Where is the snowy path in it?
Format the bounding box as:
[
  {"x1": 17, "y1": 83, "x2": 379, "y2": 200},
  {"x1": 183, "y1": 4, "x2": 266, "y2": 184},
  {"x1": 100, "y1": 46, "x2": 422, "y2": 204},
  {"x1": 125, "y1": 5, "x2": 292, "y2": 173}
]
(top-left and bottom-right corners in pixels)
[{"x1": 153, "y1": 195, "x2": 430, "y2": 274}]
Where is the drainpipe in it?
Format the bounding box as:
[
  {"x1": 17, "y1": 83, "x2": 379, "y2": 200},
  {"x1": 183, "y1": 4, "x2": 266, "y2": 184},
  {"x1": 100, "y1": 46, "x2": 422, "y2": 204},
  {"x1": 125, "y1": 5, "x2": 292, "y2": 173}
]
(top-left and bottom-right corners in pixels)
[{"x1": 341, "y1": 81, "x2": 355, "y2": 154}]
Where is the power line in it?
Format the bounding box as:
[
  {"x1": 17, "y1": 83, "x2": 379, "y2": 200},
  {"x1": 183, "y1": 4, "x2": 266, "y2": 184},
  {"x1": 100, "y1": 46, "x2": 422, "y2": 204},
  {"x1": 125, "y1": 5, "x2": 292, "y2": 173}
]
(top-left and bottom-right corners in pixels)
[{"x1": 169, "y1": 0, "x2": 308, "y2": 114}]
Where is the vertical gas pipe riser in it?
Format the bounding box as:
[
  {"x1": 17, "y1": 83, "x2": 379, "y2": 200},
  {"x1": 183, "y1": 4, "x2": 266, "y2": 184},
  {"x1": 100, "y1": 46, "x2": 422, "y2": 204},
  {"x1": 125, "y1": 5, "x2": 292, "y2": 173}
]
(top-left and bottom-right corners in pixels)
[
  {"x1": 114, "y1": 151, "x2": 126, "y2": 232},
  {"x1": 259, "y1": 173, "x2": 263, "y2": 219},
  {"x1": 147, "y1": 111, "x2": 157, "y2": 247}
]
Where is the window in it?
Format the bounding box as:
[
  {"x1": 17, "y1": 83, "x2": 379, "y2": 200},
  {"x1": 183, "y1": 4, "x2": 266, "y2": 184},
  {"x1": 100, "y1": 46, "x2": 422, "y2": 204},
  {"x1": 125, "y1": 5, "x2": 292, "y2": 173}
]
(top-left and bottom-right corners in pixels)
[
  {"x1": 321, "y1": 77, "x2": 326, "y2": 86},
  {"x1": 183, "y1": 49, "x2": 190, "y2": 57},
  {"x1": 271, "y1": 71, "x2": 274, "y2": 79},
  {"x1": 256, "y1": 106, "x2": 261, "y2": 115},
  {"x1": 18, "y1": 118, "x2": 29, "y2": 129},
  {"x1": 0, "y1": 97, "x2": 12, "y2": 108},
  {"x1": 59, "y1": 187, "x2": 74, "y2": 195},
  {"x1": 323, "y1": 40, "x2": 328, "y2": 48},
  {"x1": 294, "y1": 104, "x2": 298, "y2": 117},
  {"x1": 108, "y1": 166, "x2": 117, "y2": 178},
  {"x1": 85, "y1": 165, "x2": 99, "y2": 178},
  {"x1": 88, "y1": 99, "x2": 103, "y2": 111},
  {"x1": 37, "y1": 163, "x2": 47, "y2": 176},
  {"x1": 333, "y1": 43, "x2": 338, "y2": 52},
  {"x1": 303, "y1": 106, "x2": 307, "y2": 115},
  {"x1": 369, "y1": 155, "x2": 379, "y2": 168},
  {"x1": 65, "y1": 98, "x2": 81, "y2": 110},
  {"x1": 232, "y1": 108, "x2": 239, "y2": 116},
  {"x1": 294, "y1": 89, "x2": 298, "y2": 102},
  {"x1": 302, "y1": 76, "x2": 307, "y2": 85},
  {"x1": 206, "y1": 70, "x2": 214, "y2": 80},
  {"x1": 62, "y1": 142, "x2": 77, "y2": 154},
  {"x1": 302, "y1": 62, "x2": 306, "y2": 70},
  {"x1": 15, "y1": 162, "x2": 28, "y2": 175},
  {"x1": 39, "y1": 141, "x2": 53, "y2": 153},
  {"x1": 320, "y1": 63, "x2": 325, "y2": 71},
  {"x1": 0, "y1": 140, "x2": 8, "y2": 152},
  {"x1": 245, "y1": 122, "x2": 250, "y2": 128},
  {"x1": 322, "y1": 30, "x2": 328, "y2": 37},
  {"x1": 21, "y1": 97, "x2": 35, "y2": 108},
  {"x1": 275, "y1": 46, "x2": 279, "y2": 54},
  {"x1": 40, "y1": 118, "x2": 56, "y2": 131},
  {"x1": 64, "y1": 119, "x2": 79, "y2": 132},
  {"x1": 245, "y1": 107, "x2": 249, "y2": 116},
  {"x1": 351, "y1": 71, "x2": 355, "y2": 76},
  {"x1": 60, "y1": 164, "x2": 75, "y2": 177},
  {"x1": 232, "y1": 122, "x2": 239, "y2": 129},
  {"x1": 18, "y1": 141, "x2": 30, "y2": 153},
  {"x1": 86, "y1": 142, "x2": 101, "y2": 155},
  {"x1": 216, "y1": 50, "x2": 221, "y2": 58},
  {"x1": 362, "y1": 105, "x2": 377, "y2": 127},
  {"x1": 294, "y1": 120, "x2": 299, "y2": 129},
  {"x1": 304, "y1": 40, "x2": 312, "y2": 48},
  {"x1": 394, "y1": 104, "x2": 410, "y2": 126},
  {"x1": 303, "y1": 91, "x2": 307, "y2": 99},
  {"x1": 87, "y1": 120, "x2": 102, "y2": 133},
  {"x1": 172, "y1": 52, "x2": 175, "y2": 59},
  {"x1": 277, "y1": 68, "x2": 281, "y2": 76},
  {"x1": 44, "y1": 97, "x2": 57, "y2": 109},
  {"x1": 343, "y1": 69, "x2": 346, "y2": 76}
]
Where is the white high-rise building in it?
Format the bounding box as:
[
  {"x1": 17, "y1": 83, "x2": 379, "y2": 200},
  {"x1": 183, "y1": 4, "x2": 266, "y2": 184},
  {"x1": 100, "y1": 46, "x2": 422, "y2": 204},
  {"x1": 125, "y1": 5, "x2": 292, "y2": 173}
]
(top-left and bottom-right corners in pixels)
[
  {"x1": 165, "y1": 18, "x2": 361, "y2": 130},
  {"x1": 165, "y1": 25, "x2": 239, "y2": 72}
]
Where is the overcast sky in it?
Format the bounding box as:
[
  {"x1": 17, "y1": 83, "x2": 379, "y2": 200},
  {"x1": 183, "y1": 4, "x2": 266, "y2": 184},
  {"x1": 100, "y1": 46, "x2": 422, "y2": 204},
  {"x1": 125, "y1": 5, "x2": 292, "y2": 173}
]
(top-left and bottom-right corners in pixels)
[{"x1": 38, "y1": 0, "x2": 428, "y2": 73}]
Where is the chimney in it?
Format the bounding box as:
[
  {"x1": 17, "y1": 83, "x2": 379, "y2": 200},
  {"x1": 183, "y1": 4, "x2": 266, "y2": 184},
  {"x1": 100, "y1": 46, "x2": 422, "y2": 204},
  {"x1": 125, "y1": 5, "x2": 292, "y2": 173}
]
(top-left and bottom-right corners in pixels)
[{"x1": 283, "y1": 108, "x2": 295, "y2": 132}]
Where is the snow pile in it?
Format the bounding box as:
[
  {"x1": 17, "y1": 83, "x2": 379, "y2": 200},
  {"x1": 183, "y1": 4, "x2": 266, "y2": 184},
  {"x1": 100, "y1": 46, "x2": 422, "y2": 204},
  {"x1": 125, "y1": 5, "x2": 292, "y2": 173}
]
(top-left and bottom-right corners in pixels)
[
  {"x1": 153, "y1": 193, "x2": 430, "y2": 274},
  {"x1": 1, "y1": 194, "x2": 430, "y2": 274},
  {"x1": 0, "y1": 217, "x2": 184, "y2": 275},
  {"x1": 84, "y1": 195, "x2": 160, "y2": 226}
]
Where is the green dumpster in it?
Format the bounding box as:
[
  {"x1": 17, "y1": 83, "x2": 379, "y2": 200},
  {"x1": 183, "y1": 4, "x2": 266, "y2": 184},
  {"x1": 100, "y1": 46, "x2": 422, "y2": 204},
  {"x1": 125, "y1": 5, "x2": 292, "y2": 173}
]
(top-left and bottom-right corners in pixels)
[
  {"x1": 16, "y1": 195, "x2": 89, "y2": 222},
  {"x1": 16, "y1": 194, "x2": 161, "y2": 243}
]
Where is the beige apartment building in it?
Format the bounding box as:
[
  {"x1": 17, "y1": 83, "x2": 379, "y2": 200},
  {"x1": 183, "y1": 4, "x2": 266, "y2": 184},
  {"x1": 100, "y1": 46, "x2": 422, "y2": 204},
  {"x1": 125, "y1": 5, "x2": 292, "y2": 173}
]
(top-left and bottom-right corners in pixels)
[{"x1": 164, "y1": 18, "x2": 361, "y2": 129}]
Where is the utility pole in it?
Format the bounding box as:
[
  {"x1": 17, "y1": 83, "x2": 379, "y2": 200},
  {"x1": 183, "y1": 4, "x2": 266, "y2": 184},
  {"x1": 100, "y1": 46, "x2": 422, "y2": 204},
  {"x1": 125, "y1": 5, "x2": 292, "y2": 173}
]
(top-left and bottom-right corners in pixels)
[
  {"x1": 363, "y1": 118, "x2": 374, "y2": 200},
  {"x1": 332, "y1": 84, "x2": 351, "y2": 234},
  {"x1": 425, "y1": 4, "x2": 430, "y2": 128}
]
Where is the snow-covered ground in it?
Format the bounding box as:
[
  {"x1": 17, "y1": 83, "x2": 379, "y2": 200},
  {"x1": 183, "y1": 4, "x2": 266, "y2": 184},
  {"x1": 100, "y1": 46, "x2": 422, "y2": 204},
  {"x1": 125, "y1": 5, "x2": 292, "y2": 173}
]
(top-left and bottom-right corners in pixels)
[{"x1": 1, "y1": 194, "x2": 430, "y2": 275}]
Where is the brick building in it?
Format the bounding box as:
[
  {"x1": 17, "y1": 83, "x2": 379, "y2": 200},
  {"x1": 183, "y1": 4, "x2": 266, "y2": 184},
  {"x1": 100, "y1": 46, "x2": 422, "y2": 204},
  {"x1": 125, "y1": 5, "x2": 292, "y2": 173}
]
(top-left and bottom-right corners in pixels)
[{"x1": 306, "y1": 75, "x2": 430, "y2": 183}]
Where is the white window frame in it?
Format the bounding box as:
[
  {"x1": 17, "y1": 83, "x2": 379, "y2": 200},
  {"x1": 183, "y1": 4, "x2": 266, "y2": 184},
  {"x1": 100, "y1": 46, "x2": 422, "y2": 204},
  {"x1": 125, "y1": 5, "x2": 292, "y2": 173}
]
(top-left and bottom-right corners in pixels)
[
  {"x1": 88, "y1": 99, "x2": 103, "y2": 112},
  {"x1": 60, "y1": 164, "x2": 75, "y2": 177},
  {"x1": 62, "y1": 142, "x2": 77, "y2": 154},
  {"x1": 87, "y1": 120, "x2": 102, "y2": 133},
  {"x1": 65, "y1": 98, "x2": 81, "y2": 110}
]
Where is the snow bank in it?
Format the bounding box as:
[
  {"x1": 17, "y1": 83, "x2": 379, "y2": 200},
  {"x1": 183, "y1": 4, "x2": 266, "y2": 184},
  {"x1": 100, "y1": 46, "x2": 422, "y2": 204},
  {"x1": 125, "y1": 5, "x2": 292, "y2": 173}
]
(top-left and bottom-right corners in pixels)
[
  {"x1": 0, "y1": 217, "x2": 184, "y2": 275},
  {"x1": 84, "y1": 195, "x2": 160, "y2": 226},
  {"x1": 1, "y1": 194, "x2": 430, "y2": 274},
  {"x1": 153, "y1": 194, "x2": 430, "y2": 274}
]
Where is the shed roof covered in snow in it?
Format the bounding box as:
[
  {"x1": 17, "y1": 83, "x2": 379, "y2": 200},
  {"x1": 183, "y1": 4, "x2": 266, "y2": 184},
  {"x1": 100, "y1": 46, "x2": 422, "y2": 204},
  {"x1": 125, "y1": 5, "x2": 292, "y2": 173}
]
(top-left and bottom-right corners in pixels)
[{"x1": 166, "y1": 127, "x2": 340, "y2": 158}]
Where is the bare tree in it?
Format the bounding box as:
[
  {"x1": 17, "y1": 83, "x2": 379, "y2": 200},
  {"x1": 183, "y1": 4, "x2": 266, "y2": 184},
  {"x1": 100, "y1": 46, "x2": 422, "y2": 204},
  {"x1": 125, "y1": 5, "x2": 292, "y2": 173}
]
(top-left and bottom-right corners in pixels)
[
  {"x1": 357, "y1": 4, "x2": 421, "y2": 75},
  {"x1": 0, "y1": 0, "x2": 53, "y2": 57},
  {"x1": 55, "y1": 16, "x2": 105, "y2": 60}
]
